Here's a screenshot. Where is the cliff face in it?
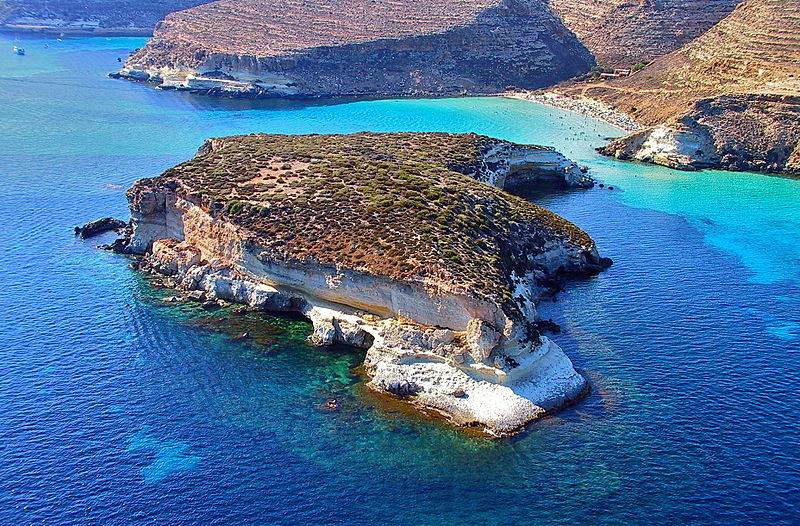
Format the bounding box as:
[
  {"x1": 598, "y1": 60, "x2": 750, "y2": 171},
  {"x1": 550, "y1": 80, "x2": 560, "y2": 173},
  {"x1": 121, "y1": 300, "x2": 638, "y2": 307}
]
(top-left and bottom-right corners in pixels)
[
  {"x1": 585, "y1": 0, "x2": 800, "y2": 174},
  {"x1": 0, "y1": 0, "x2": 212, "y2": 32},
  {"x1": 115, "y1": 0, "x2": 594, "y2": 97},
  {"x1": 547, "y1": 0, "x2": 742, "y2": 66},
  {"x1": 116, "y1": 132, "x2": 609, "y2": 435}
]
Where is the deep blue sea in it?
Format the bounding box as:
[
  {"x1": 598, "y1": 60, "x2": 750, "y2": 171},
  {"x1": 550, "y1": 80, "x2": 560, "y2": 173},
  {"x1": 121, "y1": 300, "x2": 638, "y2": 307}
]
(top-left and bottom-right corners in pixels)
[{"x1": 1, "y1": 36, "x2": 799, "y2": 525}]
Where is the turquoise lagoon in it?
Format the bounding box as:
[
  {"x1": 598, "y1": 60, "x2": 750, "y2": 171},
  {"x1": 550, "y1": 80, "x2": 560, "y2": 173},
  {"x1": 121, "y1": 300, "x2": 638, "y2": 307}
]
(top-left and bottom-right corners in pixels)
[{"x1": 0, "y1": 35, "x2": 798, "y2": 525}]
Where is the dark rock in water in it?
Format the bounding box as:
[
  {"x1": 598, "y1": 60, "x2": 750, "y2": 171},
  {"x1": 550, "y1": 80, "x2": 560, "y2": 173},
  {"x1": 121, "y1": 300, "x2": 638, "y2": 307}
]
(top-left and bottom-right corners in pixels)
[
  {"x1": 74, "y1": 217, "x2": 127, "y2": 239},
  {"x1": 202, "y1": 300, "x2": 220, "y2": 309},
  {"x1": 231, "y1": 306, "x2": 248, "y2": 315},
  {"x1": 107, "y1": 235, "x2": 134, "y2": 253}
]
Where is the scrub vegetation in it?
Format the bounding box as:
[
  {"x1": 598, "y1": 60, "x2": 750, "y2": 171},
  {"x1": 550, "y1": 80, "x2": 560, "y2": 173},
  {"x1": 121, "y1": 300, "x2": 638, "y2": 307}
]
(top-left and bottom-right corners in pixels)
[{"x1": 143, "y1": 132, "x2": 594, "y2": 306}]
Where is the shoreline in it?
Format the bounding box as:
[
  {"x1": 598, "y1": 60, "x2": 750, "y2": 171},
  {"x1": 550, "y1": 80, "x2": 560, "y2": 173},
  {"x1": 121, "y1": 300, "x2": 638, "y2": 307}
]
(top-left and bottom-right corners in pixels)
[
  {"x1": 502, "y1": 90, "x2": 642, "y2": 133},
  {"x1": 109, "y1": 68, "x2": 645, "y2": 131},
  {"x1": 1, "y1": 25, "x2": 153, "y2": 37}
]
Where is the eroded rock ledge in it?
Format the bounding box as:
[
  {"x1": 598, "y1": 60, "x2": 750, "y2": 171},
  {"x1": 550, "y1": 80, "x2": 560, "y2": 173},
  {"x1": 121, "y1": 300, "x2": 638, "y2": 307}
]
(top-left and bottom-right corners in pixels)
[{"x1": 114, "y1": 132, "x2": 609, "y2": 436}]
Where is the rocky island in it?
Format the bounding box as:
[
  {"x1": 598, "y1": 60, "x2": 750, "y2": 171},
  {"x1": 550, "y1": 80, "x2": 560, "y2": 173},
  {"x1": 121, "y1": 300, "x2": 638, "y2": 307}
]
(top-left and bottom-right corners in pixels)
[
  {"x1": 112, "y1": 132, "x2": 609, "y2": 435},
  {"x1": 112, "y1": 0, "x2": 593, "y2": 97}
]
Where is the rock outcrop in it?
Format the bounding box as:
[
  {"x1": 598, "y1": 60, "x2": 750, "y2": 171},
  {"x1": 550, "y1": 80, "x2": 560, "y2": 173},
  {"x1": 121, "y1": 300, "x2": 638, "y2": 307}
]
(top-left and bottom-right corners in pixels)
[
  {"x1": 583, "y1": 0, "x2": 800, "y2": 174},
  {"x1": 74, "y1": 217, "x2": 127, "y2": 239},
  {"x1": 114, "y1": 132, "x2": 609, "y2": 436},
  {"x1": 113, "y1": 0, "x2": 594, "y2": 98},
  {"x1": 599, "y1": 94, "x2": 800, "y2": 173}
]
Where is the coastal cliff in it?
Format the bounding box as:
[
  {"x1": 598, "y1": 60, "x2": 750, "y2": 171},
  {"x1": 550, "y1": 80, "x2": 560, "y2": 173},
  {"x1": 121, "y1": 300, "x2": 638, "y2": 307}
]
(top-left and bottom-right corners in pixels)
[
  {"x1": 580, "y1": 0, "x2": 800, "y2": 174},
  {"x1": 113, "y1": 0, "x2": 594, "y2": 98},
  {"x1": 115, "y1": 132, "x2": 609, "y2": 435}
]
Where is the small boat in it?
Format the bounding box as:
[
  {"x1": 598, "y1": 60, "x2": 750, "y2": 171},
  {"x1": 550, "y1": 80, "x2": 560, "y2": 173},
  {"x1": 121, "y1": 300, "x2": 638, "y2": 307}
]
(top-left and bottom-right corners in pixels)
[{"x1": 12, "y1": 46, "x2": 25, "y2": 56}]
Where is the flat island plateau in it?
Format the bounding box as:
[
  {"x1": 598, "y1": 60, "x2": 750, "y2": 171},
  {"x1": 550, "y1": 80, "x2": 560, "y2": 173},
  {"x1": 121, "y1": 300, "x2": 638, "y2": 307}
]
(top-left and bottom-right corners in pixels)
[
  {"x1": 34, "y1": 0, "x2": 796, "y2": 433},
  {"x1": 103, "y1": 132, "x2": 610, "y2": 436}
]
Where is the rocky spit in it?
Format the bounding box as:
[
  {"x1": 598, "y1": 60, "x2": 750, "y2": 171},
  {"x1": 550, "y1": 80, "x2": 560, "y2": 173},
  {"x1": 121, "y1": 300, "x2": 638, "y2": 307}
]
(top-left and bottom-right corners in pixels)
[
  {"x1": 102, "y1": 132, "x2": 610, "y2": 436},
  {"x1": 74, "y1": 217, "x2": 127, "y2": 239}
]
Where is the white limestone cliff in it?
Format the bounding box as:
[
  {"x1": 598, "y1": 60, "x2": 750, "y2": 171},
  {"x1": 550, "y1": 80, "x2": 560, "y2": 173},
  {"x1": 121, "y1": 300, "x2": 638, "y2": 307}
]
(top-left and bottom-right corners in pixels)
[{"x1": 124, "y1": 189, "x2": 591, "y2": 436}]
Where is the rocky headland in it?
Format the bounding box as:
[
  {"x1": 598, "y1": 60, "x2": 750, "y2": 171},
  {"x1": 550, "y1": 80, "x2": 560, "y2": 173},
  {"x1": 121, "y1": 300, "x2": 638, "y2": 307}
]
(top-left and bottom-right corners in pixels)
[
  {"x1": 111, "y1": 132, "x2": 609, "y2": 436},
  {"x1": 111, "y1": 0, "x2": 594, "y2": 98},
  {"x1": 573, "y1": 0, "x2": 800, "y2": 174}
]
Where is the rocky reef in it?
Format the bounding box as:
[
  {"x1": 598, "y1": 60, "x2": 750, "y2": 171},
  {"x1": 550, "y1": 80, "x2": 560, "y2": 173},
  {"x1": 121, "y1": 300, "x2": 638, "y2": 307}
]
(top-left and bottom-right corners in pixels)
[
  {"x1": 576, "y1": 0, "x2": 800, "y2": 175},
  {"x1": 112, "y1": 132, "x2": 609, "y2": 436},
  {"x1": 74, "y1": 217, "x2": 127, "y2": 239},
  {"x1": 112, "y1": 0, "x2": 593, "y2": 98}
]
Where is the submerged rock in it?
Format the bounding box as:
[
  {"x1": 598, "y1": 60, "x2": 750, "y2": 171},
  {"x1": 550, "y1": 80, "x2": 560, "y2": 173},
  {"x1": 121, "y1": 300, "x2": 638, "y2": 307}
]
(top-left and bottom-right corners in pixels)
[{"x1": 114, "y1": 131, "x2": 610, "y2": 436}]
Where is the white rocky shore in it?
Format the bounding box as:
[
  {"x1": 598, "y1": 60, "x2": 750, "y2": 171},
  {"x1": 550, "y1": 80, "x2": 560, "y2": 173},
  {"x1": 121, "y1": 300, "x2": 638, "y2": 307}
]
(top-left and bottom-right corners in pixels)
[
  {"x1": 599, "y1": 122, "x2": 720, "y2": 171},
  {"x1": 110, "y1": 133, "x2": 608, "y2": 436},
  {"x1": 129, "y1": 210, "x2": 588, "y2": 436}
]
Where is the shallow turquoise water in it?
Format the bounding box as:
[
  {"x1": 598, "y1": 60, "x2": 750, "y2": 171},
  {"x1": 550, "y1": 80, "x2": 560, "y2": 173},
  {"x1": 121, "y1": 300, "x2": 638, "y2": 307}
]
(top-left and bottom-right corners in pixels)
[{"x1": 1, "y1": 35, "x2": 798, "y2": 524}]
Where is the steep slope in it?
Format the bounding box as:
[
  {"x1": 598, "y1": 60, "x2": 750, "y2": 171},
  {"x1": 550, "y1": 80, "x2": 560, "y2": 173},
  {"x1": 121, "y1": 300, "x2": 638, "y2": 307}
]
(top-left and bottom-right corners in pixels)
[
  {"x1": 581, "y1": 0, "x2": 800, "y2": 173},
  {"x1": 0, "y1": 0, "x2": 212, "y2": 33},
  {"x1": 547, "y1": 0, "x2": 742, "y2": 66},
  {"x1": 115, "y1": 132, "x2": 609, "y2": 435},
  {"x1": 114, "y1": 0, "x2": 594, "y2": 97}
]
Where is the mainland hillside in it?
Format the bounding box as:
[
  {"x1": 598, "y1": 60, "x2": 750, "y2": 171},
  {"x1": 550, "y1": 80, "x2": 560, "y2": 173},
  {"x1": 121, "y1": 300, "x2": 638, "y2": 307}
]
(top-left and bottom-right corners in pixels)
[
  {"x1": 547, "y1": 0, "x2": 742, "y2": 66},
  {"x1": 117, "y1": 0, "x2": 594, "y2": 96},
  {"x1": 581, "y1": 0, "x2": 800, "y2": 173},
  {"x1": 0, "y1": 0, "x2": 211, "y2": 31}
]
